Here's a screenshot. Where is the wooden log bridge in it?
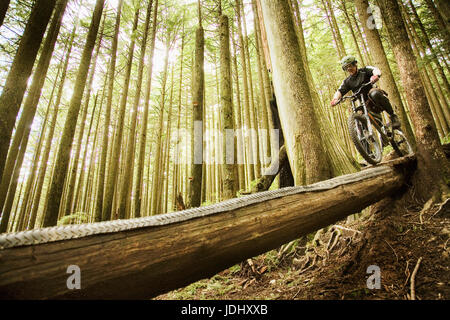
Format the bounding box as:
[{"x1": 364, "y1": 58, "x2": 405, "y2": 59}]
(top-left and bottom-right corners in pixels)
[{"x1": 0, "y1": 156, "x2": 415, "y2": 299}]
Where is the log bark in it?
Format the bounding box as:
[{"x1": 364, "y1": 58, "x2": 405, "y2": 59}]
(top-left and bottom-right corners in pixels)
[{"x1": 0, "y1": 156, "x2": 414, "y2": 299}]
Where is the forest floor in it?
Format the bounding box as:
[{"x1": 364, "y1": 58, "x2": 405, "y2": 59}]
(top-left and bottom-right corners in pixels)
[{"x1": 155, "y1": 192, "x2": 449, "y2": 300}]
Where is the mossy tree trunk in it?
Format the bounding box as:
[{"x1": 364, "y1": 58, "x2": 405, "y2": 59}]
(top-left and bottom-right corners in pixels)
[
  {"x1": 189, "y1": 1, "x2": 205, "y2": 208},
  {"x1": 260, "y1": 0, "x2": 331, "y2": 185},
  {"x1": 220, "y1": 14, "x2": 236, "y2": 200},
  {"x1": 378, "y1": 0, "x2": 449, "y2": 201}
]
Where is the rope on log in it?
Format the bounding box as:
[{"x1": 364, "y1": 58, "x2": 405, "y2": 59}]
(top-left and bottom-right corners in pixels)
[
  {"x1": 0, "y1": 155, "x2": 415, "y2": 299},
  {"x1": 1, "y1": 165, "x2": 400, "y2": 249}
]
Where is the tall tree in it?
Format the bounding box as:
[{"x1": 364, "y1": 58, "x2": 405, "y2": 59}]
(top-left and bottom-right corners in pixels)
[
  {"x1": 354, "y1": 0, "x2": 415, "y2": 145},
  {"x1": 291, "y1": 0, "x2": 358, "y2": 177},
  {"x1": 0, "y1": 0, "x2": 68, "y2": 212},
  {"x1": 94, "y1": 0, "x2": 124, "y2": 222},
  {"x1": 28, "y1": 15, "x2": 81, "y2": 230},
  {"x1": 231, "y1": 35, "x2": 246, "y2": 191},
  {"x1": 422, "y1": 0, "x2": 450, "y2": 57},
  {"x1": 117, "y1": 0, "x2": 153, "y2": 220},
  {"x1": 320, "y1": 0, "x2": 346, "y2": 59},
  {"x1": 150, "y1": 37, "x2": 171, "y2": 215},
  {"x1": 134, "y1": 0, "x2": 159, "y2": 218},
  {"x1": 405, "y1": 0, "x2": 450, "y2": 99},
  {"x1": 219, "y1": 12, "x2": 236, "y2": 200},
  {"x1": 63, "y1": 12, "x2": 105, "y2": 216},
  {"x1": 0, "y1": 0, "x2": 57, "y2": 183},
  {"x1": 189, "y1": 0, "x2": 205, "y2": 208},
  {"x1": 260, "y1": 0, "x2": 331, "y2": 185},
  {"x1": 102, "y1": 4, "x2": 140, "y2": 221},
  {"x1": 42, "y1": 0, "x2": 106, "y2": 227},
  {"x1": 378, "y1": 0, "x2": 449, "y2": 201},
  {"x1": 235, "y1": 0, "x2": 255, "y2": 184}
]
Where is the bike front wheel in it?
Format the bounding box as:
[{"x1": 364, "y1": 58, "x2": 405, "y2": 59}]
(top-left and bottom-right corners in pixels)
[{"x1": 348, "y1": 113, "x2": 383, "y2": 165}]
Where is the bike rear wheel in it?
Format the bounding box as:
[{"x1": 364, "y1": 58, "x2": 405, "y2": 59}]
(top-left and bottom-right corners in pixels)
[{"x1": 348, "y1": 113, "x2": 383, "y2": 165}]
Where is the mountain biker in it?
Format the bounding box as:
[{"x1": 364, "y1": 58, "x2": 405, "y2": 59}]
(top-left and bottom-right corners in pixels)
[{"x1": 330, "y1": 56, "x2": 401, "y2": 129}]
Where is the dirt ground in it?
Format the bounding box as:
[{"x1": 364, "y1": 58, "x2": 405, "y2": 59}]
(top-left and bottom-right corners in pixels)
[{"x1": 155, "y1": 194, "x2": 449, "y2": 300}]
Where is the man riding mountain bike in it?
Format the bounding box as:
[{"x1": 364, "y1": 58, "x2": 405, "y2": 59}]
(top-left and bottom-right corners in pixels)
[{"x1": 330, "y1": 55, "x2": 401, "y2": 129}]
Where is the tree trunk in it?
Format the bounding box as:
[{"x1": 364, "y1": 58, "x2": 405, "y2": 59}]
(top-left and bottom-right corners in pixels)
[
  {"x1": 162, "y1": 66, "x2": 175, "y2": 213},
  {"x1": 260, "y1": 0, "x2": 331, "y2": 185},
  {"x1": 118, "y1": 0, "x2": 153, "y2": 220},
  {"x1": 291, "y1": 0, "x2": 359, "y2": 176},
  {"x1": 0, "y1": 0, "x2": 57, "y2": 184},
  {"x1": 252, "y1": 0, "x2": 274, "y2": 161},
  {"x1": 14, "y1": 90, "x2": 54, "y2": 231},
  {"x1": 74, "y1": 91, "x2": 102, "y2": 216},
  {"x1": 231, "y1": 36, "x2": 246, "y2": 191},
  {"x1": 219, "y1": 15, "x2": 236, "y2": 200},
  {"x1": 339, "y1": 1, "x2": 365, "y2": 66},
  {"x1": 28, "y1": 16, "x2": 80, "y2": 230},
  {"x1": 102, "y1": 5, "x2": 139, "y2": 221},
  {"x1": 150, "y1": 39, "x2": 171, "y2": 214},
  {"x1": 240, "y1": 0, "x2": 261, "y2": 180},
  {"x1": 251, "y1": 145, "x2": 288, "y2": 192},
  {"x1": 399, "y1": 2, "x2": 450, "y2": 135},
  {"x1": 64, "y1": 13, "x2": 105, "y2": 216},
  {"x1": 42, "y1": 0, "x2": 105, "y2": 227},
  {"x1": 378, "y1": 0, "x2": 449, "y2": 201},
  {"x1": 235, "y1": 0, "x2": 255, "y2": 184},
  {"x1": 406, "y1": 0, "x2": 450, "y2": 97},
  {"x1": 189, "y1": 23, "x2": 205, "y2": 208},
  {"x1": 134, "y1": 0, "x2": 159, "y2": 218},
  {"x1": 172, "y1": 18, "x2": 185, "y2": 211},
  {"x1": 434, "y1": 0, "x2": 450, "y2": 28},
  {"x1": 0, "y1": 0, "x2": 68, "y2": 212},
  {"x1": 94, "y1": 0, "x2": 124, "y2": 222},
  {"x1": 354, "y1": 0, "x2": 416, "y2": 146},
  {"x1": 320, "y1": 0, "x2": 346, "y2": 58},
  {"x1": 423, "y1": 0, "x2": 450, "y2": 58}
]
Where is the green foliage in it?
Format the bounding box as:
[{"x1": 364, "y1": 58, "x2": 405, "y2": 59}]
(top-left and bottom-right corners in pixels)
[
  {"x1": 57, "y1": 212, "x2": 88, "y2": 226},
  {"x1": 441, "y1": 133, "x2": 450, "y2": 145}
]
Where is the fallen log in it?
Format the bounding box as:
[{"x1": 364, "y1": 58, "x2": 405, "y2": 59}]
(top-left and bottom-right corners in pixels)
[{"x1": 0, "y1": 155, "x2": 415, "y2": 299}]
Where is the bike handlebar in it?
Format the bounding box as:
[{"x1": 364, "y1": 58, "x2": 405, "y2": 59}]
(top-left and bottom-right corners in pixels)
[{"x1": 334, "y1": 82, "x2": 373, "y2": 106}]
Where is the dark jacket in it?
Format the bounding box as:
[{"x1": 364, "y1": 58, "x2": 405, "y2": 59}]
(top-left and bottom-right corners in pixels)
[{"x1": 338, "y1": 66, "x2": 376, "y2": 100}]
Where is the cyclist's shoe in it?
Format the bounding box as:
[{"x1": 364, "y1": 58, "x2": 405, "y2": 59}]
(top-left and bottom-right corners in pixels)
[{"x1": 389, "y1": 114, "x2": 401, "y2": 129}]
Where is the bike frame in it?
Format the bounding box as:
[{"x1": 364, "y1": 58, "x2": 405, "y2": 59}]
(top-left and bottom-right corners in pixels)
[
  {"x1": 347, "y1": 86, "x2": 391, "y2": 147},
  {"x1": 336, "y1": 82, "x2": 412, "y2": 162}
]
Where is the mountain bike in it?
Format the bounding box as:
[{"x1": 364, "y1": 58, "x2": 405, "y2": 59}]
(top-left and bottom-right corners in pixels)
[{"x1": 335, "y1": 82, "x2": 413, "y2": 165}]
